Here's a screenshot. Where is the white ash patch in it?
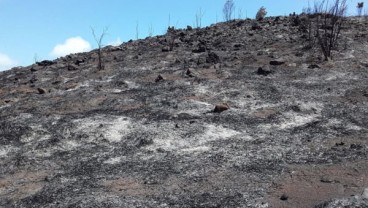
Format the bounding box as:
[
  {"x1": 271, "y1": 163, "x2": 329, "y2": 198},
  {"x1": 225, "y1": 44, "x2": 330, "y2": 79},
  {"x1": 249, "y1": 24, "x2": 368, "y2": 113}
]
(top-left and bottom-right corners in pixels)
[
  {"x1": 181, "y1": 146, "x2": 211, "y2": 153},
  {"x1": 51, "y1": 115, "x2": 63, "y2": 125},
  {"x1": 325, "y1": 118, "x2": 342, "y2": 126},
  {"x1": 175, "y1": 99, "x2": 212, "y2": 114},
  {"x1": 298, "y1": 102, "x2": 323, "y2": 113},
  {"x1": 20, "y1": 125, "x2": 51, "y2": 144},
  {"x1": 278, "y1": 113, "x2": 319, "y2": 129},
  {"x1": 0, "y1": 104, "x2": 10, "y2": 110},
  {"x1": 106, "y1": 89, "x2": 123, "y2": 93},
  {"x1": 24, "y1": 148, "x2": 53, "y2": 158},
  {"x1": 40, "y1": 77, "x2": 51, "y2": 82},
  {"x1": 342, "y1": 49, "x2": 355, "y2": 59},
  {"x1": 146, "y1": 123, "x2": 241, "y2": 154},
  {"x1": 103, "y1": 156, "x2": 126, "y2": 165},
  {"x1": 124, "y1": 80, "x2": 140, "y2": 89},
  {"x1": 173, "y1": 80, "x2": 191, "y2": 86},
  {"x1": 61, "y1": 76, "x2": 73, "y2": 84},
  {"x1": 247, "y1": 103, "x2": 280, "y2": 113},
  {"x1": 60, "y1": 140, "x2": 81, "y2": 151},
  {"x1": 0, "y1": 146, "x2": 18, "y2": 157},
  {"x1": 94, "y1": 75, "x2": 116, "y2": 83},
  {"x1": 324, "y1": 118, "x2": 363, "y2": 131},
  {"x1": 232, "y1": 98, "x2": 252, "y2": 110},
  {"x1": 190, "y1": 100, "x2": 212, "y2": 107},
  {"x1": 345, "y1": 123, "x2": 363, "y2": 131},
  {"x1": 65, "y1": 81, "x2": 90, "y2": 92},
  {"x1": 202, "y1": 124, "x2": 241, "y2": 142},
  {"x1": 73, "y1": 116, "x2": 132, "y2": 143},
  {"x1": 79, "y1": 81, "x2": 90, "y2": 88},
  {"x1": 104, "y1": 118, "x2": 131, "y2": 142},
  {"x1": 266, "y1": 101, "x2": 323, "y2": 130},
  {"x1": 147, "y1": 130, "x2": 186, "y2": 152},
  {"x1": 261, "y1": 101, "x2": 323, "y2": 130},
  {"x1": 194, "y1": 84, "x2": 211, "y2": 95},
  {"x1": 139, "y1": 66, "x2": 154, "y2": 71},
  {"x1": 324, "y1": 71, "x2": 359, "y2": 82},
  {"x1": 12, "y1": 113, "x2": 33, "y2": 121}
]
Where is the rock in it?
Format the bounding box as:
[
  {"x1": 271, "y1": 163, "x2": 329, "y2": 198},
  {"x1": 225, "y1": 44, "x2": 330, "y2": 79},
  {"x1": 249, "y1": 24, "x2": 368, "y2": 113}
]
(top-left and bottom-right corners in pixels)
[
  {"x1": 162, "y1": 46, "x2": 171, "y2": 52},
  {"x1": 257, "y1": 67, "x2": 272, "y2": 76},
  {"x1": 155, "y1": 74, "x2": 164, "y2": 82},
  {"x1": 280, "y1": 194, "x2": 288, "y2": 201},
  {"x1": 308, "y1": 64, "x2": 320, "y2": 69},
  {"x1": 192, "y1": 43, "x2": 206, "y2": 53},
  {"x1": 233, "y1": 43, "x2": 243, "y2": 50},
  {"x1": 29, "y1": 76, "x2": 38, "y2": 84},
  {"x1": 290, "y1": 105, "x2": 301, "y2": 112},
  {"x1": 185, "y1": 68, "x2": 195, "y2": 78},
  {"x1": 320, "y1": 175, "x2": 334, "y2": 183},
  {"x1": 269, "y1": 59, "x2": 285, "y2": 65},
  {"x1": 30, "y1": 65, "x2": 42, "y2": 72},
  {"x1": 335, "y1": 142, "x2": 345, "y2": 146},
  {"x1": 68, "y1": 64, "x2": 78, "y2": 71},
  {"x1": 75, "y1": 59, "x2": 85, "y2": 66},
  {"x1": 37, "y1": 88, "x2": 46, "y2": 94},
  {"x1": 360, "y1": 62, "x2": 368, "y2": 68},
  {"x1": 187, "y1": 25, "x2": 193, "y2": 30},
  {"x1": 290, "y1": 16, "x2": 301, "y2": 26},
  {"x1": 136, "y1": 137, "x2": 153, "y2": 147},
  {"x1": 36, "y1": 60, "x2": 55, "y2": 67},
  {"x1": 196, "y1": 56, "x2": 206, "y2": 65},
  {"x1": 295, "y1": 52, "x2": 304, "y2": 57},
  {"x1": 350, "y1": 144, "x2": 363, "y2": 150},
  {"x1": 213, "y1": 103, "x2": 230, "y2": 113},
  {"x1": 251, "y1": 22, "x2": 262, "y2": 30},
  {"x1": 206, "y1": 52, "x2": 220, "y2": 64}
]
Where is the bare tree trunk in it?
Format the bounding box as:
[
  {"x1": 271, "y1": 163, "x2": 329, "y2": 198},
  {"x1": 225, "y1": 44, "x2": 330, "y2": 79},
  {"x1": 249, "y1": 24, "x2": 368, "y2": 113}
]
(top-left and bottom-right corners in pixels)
[{"x1": 91, "y1": 27, "x2": 108, "y2": 70}]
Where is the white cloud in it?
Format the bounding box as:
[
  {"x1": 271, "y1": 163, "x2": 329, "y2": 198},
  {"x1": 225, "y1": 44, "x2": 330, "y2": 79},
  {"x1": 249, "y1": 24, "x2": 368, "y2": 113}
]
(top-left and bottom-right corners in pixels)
[
  {"x1": 108, "y1": 37, "x2": 122, "y2": 46},
  {"x1": 50, "y1": 37, "x2": 92, "y2": 57},
  {"x1": 0, "y1": 53, "x2": 17, "y2": 71}
]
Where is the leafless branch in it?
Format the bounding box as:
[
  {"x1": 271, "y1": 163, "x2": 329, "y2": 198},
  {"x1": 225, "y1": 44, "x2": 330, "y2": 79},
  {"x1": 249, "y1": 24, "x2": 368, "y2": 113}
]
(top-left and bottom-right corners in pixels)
[{"x1": 91, "y1": 27, "x2": 108, "y2": 70}]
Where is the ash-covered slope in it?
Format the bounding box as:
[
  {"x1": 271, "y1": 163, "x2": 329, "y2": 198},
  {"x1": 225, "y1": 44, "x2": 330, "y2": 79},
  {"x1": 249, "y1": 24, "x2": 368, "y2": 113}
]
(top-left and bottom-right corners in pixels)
[{"x1": 1, "y1": 16, "x2": 368, "y2": 207}]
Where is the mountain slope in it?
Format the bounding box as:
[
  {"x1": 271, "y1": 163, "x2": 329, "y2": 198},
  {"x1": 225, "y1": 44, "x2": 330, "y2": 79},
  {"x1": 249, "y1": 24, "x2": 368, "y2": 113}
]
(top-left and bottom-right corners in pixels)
[{"x1": 1, "y1": 16, "x2": 368, "y2": 207}]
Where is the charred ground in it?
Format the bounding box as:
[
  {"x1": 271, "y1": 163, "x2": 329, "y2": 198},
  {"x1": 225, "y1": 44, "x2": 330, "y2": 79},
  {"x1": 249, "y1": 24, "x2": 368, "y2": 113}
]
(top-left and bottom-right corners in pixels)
[{"x1": 0, "y1": 15, "x2": 368, "y2": 207}]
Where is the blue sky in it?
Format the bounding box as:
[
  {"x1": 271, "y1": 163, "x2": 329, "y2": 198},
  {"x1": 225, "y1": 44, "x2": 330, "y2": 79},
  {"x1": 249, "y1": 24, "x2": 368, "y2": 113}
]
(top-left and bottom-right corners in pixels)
[{"x1": 0, "y1": 0, "x2": 364, "y2": 71}]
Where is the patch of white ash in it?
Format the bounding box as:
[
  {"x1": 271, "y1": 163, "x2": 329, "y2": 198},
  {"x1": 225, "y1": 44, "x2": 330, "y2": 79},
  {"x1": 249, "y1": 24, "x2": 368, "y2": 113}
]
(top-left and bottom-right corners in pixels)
[
  {"x1": 277, "y1": 113, "x2": 320, "y2": 130},
  {"x1": 175, "y1": 99, "x2": 212, "y2": 114},
  {"x1": 124, "y1": 80, "x2": 140, "y2": 89},
  {"x1": 72, "y1": 115, "x2": 132, "y2": 143},
  {"x1": 194, "y1": 84, "x2": 211, "y2": 96},
  {"x1": 65, "y1": 80, "x2": 90, "y2": 92},
  {"x1": 103, "y1": 156, "x2": 127, "y2": 165},
  {"x1": 60, "y1": 140, "x2": 82, "y2": 151},
  {"x1": 261, "y1": 102, "x2": 323, "y2": 130},
  {"x1": 0, "y1": 104, "x2": 10, "y2": 110},
  {"x1": 324, "y1": 118, "x2": 363, "y2": 131},
  {"x1": 146, "y1": 123, "x2": 242, "y2": 154},
  {"x1": 94, "y1": 75, "x2": 116, "y2": 83},
  {"x1": 0, "y1": 146, "x2": 18, "y2": 158}
]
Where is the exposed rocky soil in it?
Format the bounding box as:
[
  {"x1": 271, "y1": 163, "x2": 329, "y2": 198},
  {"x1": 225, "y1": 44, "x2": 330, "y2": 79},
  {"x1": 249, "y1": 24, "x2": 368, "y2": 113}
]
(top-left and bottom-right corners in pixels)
[{"x1": 1, "y1": 16, "x2": 368, "y2": 207}]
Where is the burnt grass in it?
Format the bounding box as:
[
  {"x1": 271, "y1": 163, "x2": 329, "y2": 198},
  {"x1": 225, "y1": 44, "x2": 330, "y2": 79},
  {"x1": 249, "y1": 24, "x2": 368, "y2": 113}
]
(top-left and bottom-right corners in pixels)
[{"x1": 0, "y1": 16, "x2": 368, "y2": 207}]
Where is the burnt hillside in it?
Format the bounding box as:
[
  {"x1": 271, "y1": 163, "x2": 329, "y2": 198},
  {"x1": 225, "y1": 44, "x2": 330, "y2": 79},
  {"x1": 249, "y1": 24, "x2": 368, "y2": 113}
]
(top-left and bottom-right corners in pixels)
[{"x1": 0, "y1": 16, "x2": 368, "y2": 207}]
